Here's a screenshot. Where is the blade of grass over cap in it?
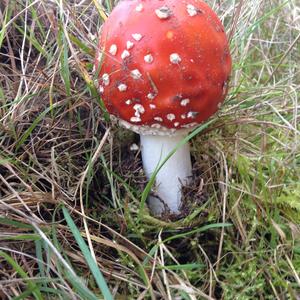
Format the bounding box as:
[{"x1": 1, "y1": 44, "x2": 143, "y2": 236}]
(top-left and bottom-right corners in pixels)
[{"x1": 138, "y1": 119, "x2": 216, "y2": 221}]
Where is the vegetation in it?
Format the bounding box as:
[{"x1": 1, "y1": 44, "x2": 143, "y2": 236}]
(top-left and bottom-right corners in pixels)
[{"x1": 0, "y1": 0, "x2": 299, "y2": 299}]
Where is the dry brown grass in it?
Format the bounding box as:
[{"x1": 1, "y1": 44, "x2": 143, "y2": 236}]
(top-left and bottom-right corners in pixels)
[{"x1": 0, "y1": 0, "x2": 299, "y2": 299}]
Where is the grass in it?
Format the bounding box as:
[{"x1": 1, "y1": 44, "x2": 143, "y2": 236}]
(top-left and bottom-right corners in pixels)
[{"x1": 0, "y1": 0, "x2": 299, "y2": 299}]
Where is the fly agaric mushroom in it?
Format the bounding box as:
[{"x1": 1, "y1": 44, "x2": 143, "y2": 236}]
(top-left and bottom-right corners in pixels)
[{"x1": 94, "y1": 0, "x2": 232, "y2": 215}]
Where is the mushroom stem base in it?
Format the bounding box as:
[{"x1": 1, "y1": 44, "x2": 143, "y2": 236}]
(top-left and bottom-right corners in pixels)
[{"x1": 140, "y1": 134, "x2": 192, "y2": 215}]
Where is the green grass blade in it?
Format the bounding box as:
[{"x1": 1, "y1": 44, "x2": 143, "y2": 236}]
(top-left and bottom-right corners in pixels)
[
  {"x1": 15, "y1": 104, "x2": 53, "y2": 150},
  {"x1": 105, "y1": 0, "x2": 112, "y2": 13},
  {"x1": 66, "y1": 275, "x2": 101, "y2": 300},
  {"x1": 163, "y1": 223, "x2": 232, "y2": 243},
  {"x1": 62, "y1": 206, "x2": 114, "y2": 300},
  {"x1": 0, "y1": 250, "x2": 43, "y2": 300},
  {"x1": 29, "y1": 3, "x2": 46, "y2": 41},
  {"x1": 1, "y1": 233, "x2": 40, "y2": 241},
  {"x1": 138, "y1": 119, "x2": 216, "y2": 221},
  {"x1": 58, "y1": 26, "x2": 71, "y2": 97},
  {"x1": 242, "y1": 0, "x2": 289, "y2": 42},
  {"x1": 35, "y1": 240, "x2": 46, "y2": 282},
  {"x1": 69, "y1": 33, "x2": 93, "y2": 55},
  {"x1": 13, "y1": 289, "x2": 37, "y2": 300},
  {"x1": 0, "y1": 157, "x2": 12, "y2": 165},
  {"x1": 0, "y1": 6, "x2": 12, "y2": 48},
  {"x1": 0, "y1": 87, "x2": 5, "y2": 103},
  {"x1": 13, "y1": 23, "x2": 49, "y2": 59},
  {"x1": 156, "y1": 263, "x2": 205, "y2": 271},
  {"x1": 0, "y1": 217, "x2": 33, "y2": 229}
]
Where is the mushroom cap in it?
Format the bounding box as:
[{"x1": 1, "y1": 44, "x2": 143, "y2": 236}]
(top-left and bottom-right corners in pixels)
[{"x1": 95, "y1": 0, "x2": 232, "y2": 136}]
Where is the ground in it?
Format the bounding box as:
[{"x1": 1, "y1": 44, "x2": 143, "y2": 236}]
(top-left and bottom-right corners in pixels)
[{"x1": 0, "y1": 0, "x2": 299, "y2": 299}]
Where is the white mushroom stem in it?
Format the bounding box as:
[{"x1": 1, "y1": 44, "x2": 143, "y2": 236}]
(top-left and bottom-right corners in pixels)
[{"x1": 140, "y1": 134, "x2": 192, "y2": 215}]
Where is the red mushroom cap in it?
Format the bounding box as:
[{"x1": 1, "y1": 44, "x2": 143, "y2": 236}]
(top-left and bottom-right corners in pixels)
[{"x1": 95, "y1": 0, "x2": 232, "y2": 135}]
